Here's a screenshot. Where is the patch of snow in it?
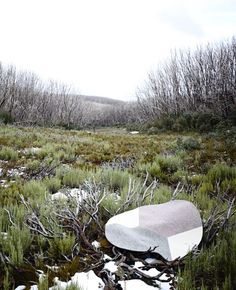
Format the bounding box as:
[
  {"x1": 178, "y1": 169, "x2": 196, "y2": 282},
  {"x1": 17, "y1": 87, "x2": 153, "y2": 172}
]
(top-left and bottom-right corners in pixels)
[
  {"x1": 104, "y1": 261, "x2": 118, "y2": 273},
  {"x1": 23, "y1": 147, "x2": 41, "y2": 155},
  {"x1": 92, "y1": 240, "x2": 101, "y2": 249},
  {"x1": 1, "y1": 232, "x2": 8, "y2": 240},
  {"x1": 134, "y1": 261, "x2": 165, "y2": 279},
  {"x1": 103, "y1": 254, "x2": 112, "y2": 261},
  {"x1": 102, "y1": 260, "x2": 172, "y2": 290},
  {"x1": 119, "y1": 279, "x2": 159, "y2": 290},
  {"x1": 129, "y1": 131, "x2": 139, "y2": 134},
  {"x1": 51, "y1": 191, "x2": 67, "y2": 200},
  {"x1": 119, "y1": 278, "x2": 171, "y2": 290},
  {"x1": 7, "y1": 167, "x2": 25, "y2": 177},
  {"x1": 50, "y1": 278, "x2": 68, "y2": 289},
  {"x1": 18, "y1": 266, "x2": 172, "y2": 290},
  {"x1": 0, "y1": 179, "x2": 9, "y2": 187},
  {"x1": 51, "y1": 188, "x2": 87, "y2": 201},
  {"x1": 145, "y1": 258, "x2": 159, "y2": 264},
  {"x1": 36, "y1": 270, "x2": 46, "y2": 282},
  {"x1": 50, "y1": 270, "x2": 104, "y2": 290}
]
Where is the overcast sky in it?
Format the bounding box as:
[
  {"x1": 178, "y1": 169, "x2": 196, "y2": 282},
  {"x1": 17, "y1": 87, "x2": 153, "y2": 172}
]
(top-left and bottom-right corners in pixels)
[{"x1": 0, "y1": 0, "x2": 236, "y2": 100}]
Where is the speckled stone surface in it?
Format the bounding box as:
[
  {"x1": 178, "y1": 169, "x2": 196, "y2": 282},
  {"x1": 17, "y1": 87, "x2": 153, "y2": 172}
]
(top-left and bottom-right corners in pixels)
[{"x1": 105, "y1": 200, "x2": 203, "y2": 260}]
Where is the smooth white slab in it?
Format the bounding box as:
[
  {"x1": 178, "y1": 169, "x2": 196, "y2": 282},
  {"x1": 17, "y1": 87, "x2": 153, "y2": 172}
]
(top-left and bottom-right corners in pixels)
[
  {"x1": 105, "y1": 200, "x2": 203, "y2": 260},
  {"x1": 106, "y1": 207, "x2": 139, "y2": 228},
  {"x1": 168, "y1": 226, "x2": 203, "y2": 260}
]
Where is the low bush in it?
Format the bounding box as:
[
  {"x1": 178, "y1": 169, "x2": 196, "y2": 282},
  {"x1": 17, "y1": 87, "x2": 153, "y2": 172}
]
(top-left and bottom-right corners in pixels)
[
  {"x1": 43, "y1": 177, "x2": 61, "y2": 193},
  {"x1": 22, "y1": 180, "x2": 48, "y2": 199},
  {"x1": 0, "y1": 111, "x2": 13, "y2": 124},
  {"x1": 1, "y1": 226, "x2": 32, "y2": 267},
  {"x1": 0, "y1": 146, "x2": 18, "y2": 161},
  {"x1": 141, "y1": 112, "x2": 226, "y2": 134},
  {"x1": 137, "y1": 154, "x2": 183, "y2": 183},
  {"x1": 48, "y1": 234, "x2": 76, "y2": 258},
  {"x1": 181, "y1": 137, "x2": 201, "y2": 150},
  {"x1": 61, "y1": 168, "x2": 89, "y2": 187},
  {"x1": 198, "y1": 163, "x2": 236, "y2": 197},
  {"x1": 101, "y1": 169, "x2": 131, "y2": 192},
  {"x1": 178, "y1": 230, "x2": 236, "y2": 289}
]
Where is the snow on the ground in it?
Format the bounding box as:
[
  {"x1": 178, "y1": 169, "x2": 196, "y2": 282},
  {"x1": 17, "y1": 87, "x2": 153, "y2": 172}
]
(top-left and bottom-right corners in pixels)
[
  {"x1": 15, "y1": 266, "x2": 171, "y2": 290},
  {"x1": 7, "y1": 167, "x2": 26, "y2": 177},
  {"x1": 92, "y1": 240, "x2": 101, "y2": 249},
  {"x1": 119, "y1": 279, "x2": 170, "y2": 290},
  {"x1": 0, "y1": 232, "x2": 8, "y2": 240},
  {"x1": 51, "y1": 188, "x2": 87, "y2": 201},
  {"x1": 129, "y1": 131, "x2": 139, "y2": 134},
  {"x1": 23, "y1": 147, "x2": 41, "y2": 155},
  {"x1": 104, "y1": 261, "x2": 118, "y2": 273},
  {"x1": 0, "y1": 179, "x2": 8, "y2": 187},
  {"x1": 49, "y1": 270, "x2": 104, "y2": 290},
  {"x1": 103, "y1": 260, "x2": 172, "y2": 290}
]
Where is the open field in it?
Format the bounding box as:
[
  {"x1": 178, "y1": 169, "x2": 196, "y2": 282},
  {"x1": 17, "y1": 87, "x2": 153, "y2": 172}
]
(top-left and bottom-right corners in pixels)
[{"x1": 0, "y1": 125, "x2": 236, "y2": 289}]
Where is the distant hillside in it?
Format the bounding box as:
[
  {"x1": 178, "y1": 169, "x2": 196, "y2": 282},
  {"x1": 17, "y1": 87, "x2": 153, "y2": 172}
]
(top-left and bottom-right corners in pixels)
[{"x1": 79, "y1": 95, "x2": 126, "y2": 106}]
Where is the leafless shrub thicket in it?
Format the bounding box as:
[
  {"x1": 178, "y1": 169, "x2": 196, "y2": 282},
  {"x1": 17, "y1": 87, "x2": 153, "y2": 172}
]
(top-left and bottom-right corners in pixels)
[
  {"x1": 137, "y1": 37, "x2": 236, "y2": 120},
  {"x1": 0, "y1": 63, "x2": 138, "y2": 128}
]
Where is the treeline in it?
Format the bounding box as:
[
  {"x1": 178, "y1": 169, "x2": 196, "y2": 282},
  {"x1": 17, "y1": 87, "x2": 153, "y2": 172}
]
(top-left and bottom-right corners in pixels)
[
  {"x1": 136, "y1": 37, "x2": 236, "y2": 130},
  {"x1": 0, "y1": 63, "x2": 137, "y2": 128},
  {"x1": 1, "y1": 37, "x2": 236, "y2": 131}
]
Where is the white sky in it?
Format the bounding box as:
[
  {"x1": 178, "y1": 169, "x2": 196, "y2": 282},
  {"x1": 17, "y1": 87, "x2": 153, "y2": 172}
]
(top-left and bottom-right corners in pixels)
[{"x1": 0, "y1": 0, "x2": 236, "y2": 101}]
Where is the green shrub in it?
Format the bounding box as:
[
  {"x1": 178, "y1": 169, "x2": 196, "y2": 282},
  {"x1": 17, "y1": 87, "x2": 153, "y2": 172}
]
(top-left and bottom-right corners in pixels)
[
  {"x1": 22, "y1": 180, "x2": 48, "y2": 199},
  {"x1": 137, "y1": 154, "x2": 183, "y2": 183},
  {"x1": 43, "y1": 177, "x2": 61, "y2": 193},
  {"x1": 181, "y1": 138, "x2": 201, "y2": 150},
  {"x1": 0, "y1": 146, "x2": 18, "y2": 161},
  {"x1": 101, "y1": 169, "x2": 131, "y2": 192},
  {"x1": 48, "y1": 234, "x2": 76, "y2": 258},
  {"x1": 197, "y1": 163, "x2": 236, "y2": 197},
  {"x1": 151, "y1": 185, "x2": 172, "y2": 204},
  {"x1": 207, "y1": 163, "x2": 236, "y2": 184},
  {"x1": 177, "y1": 113, "x2": 192, "y2": 130},
  {"x1": 101, "y1": 193, "x2": 121, "y2": 215},
  {"x1": 147, "y1": 127, "x2": 160, "y2": 135},
  {"x1": 61, "y1": 168, "x2": 88, "y2": 187},
  {"x1": 38, "y1": 274, "x2": 49, "y2": 290},
  {"x1": 2, "y1": 268, "x2": 10, "y2": 290},
  {"x1": 0, "y1": 111, "x2": 13, "y2": 124},
  {"x1": 155, "y1": 154, "x2": 182, "y2": 173},
  {"x1": 26, "y1": 159, "x2": 41, "y2": 171},
  {"x1": 37, "y1": 143, "x2": 56, "y2": 159},
  {"x1": 178, "y1": 230, "x2": 236, "y2": 289},
  {"x1": 228, "y1": 107, "x2": 236, "y2": 126},
  {"x1": 1, "y1": 226, "x2": 32, "y2": 267}
]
